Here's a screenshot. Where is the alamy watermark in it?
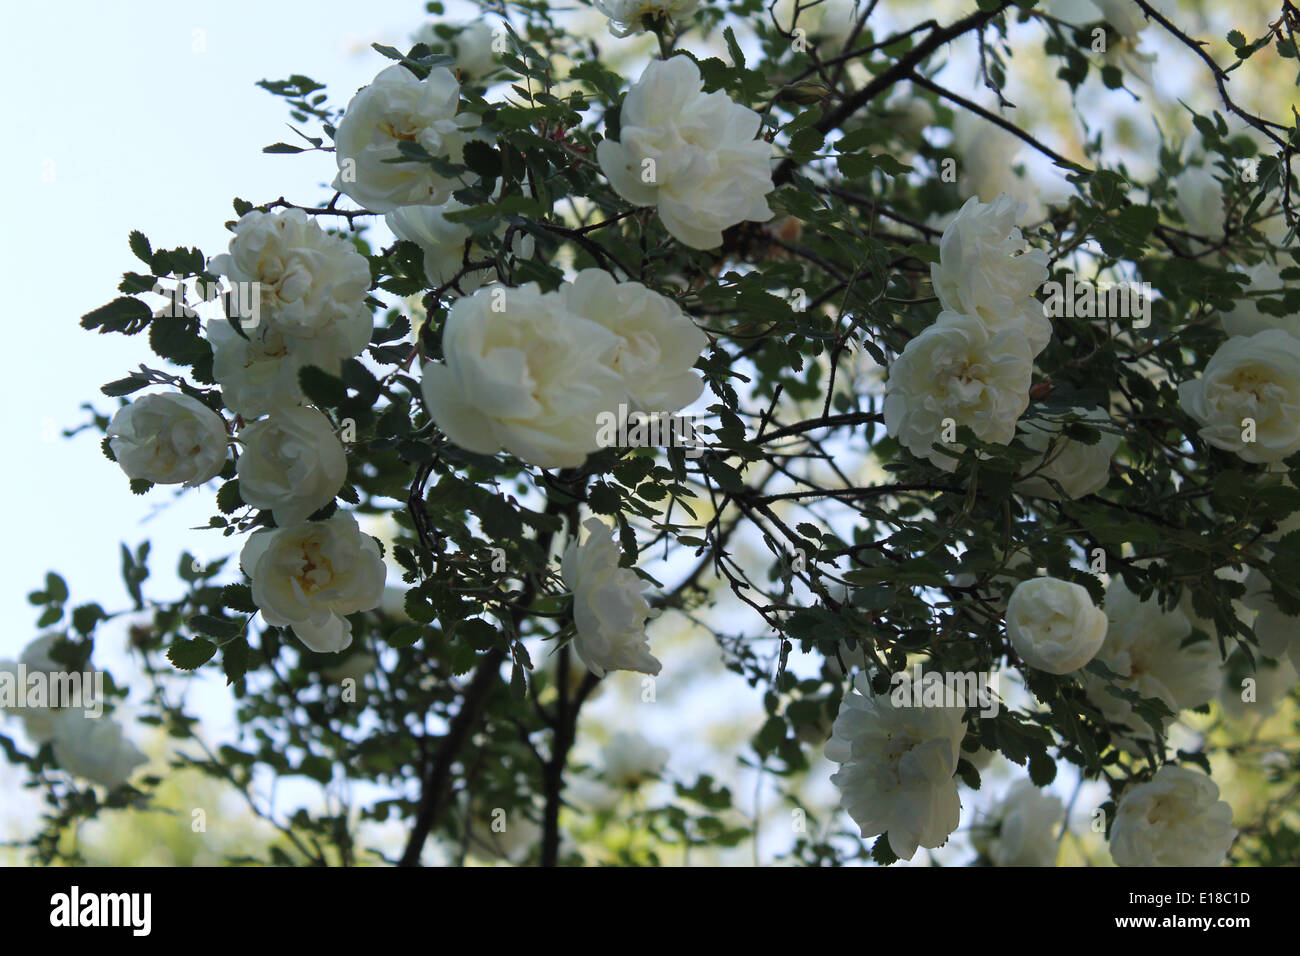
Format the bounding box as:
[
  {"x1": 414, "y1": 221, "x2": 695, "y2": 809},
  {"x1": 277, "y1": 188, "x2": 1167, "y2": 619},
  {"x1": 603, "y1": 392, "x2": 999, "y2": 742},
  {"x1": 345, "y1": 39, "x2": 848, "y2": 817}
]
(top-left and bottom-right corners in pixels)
[
  {"x1": 890, "y1": 663, "x2": 1000, "y2": 718},
  {"x1": 1042, "y1": 274, "x2": 1152, "y2": 328},
  {"x1": 0, "y1": 664, "x2": 104, "y2": 718},
  {"x1": 595, "y1": 403, "x2": 705, "y2": 460},
  {"x1": 151, "y1": 277, "x2": 261, "y2": 330}
]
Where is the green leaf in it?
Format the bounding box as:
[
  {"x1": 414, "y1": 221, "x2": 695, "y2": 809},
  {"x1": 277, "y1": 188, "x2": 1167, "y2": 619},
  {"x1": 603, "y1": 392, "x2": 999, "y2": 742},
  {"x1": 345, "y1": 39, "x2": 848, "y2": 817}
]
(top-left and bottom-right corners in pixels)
[
  {"x1": 71, "y1": 603, "x2": 106, "y2": 636},
  {"x1": 222, "y1": 637, "x2": 250, "y2": 685},
  {"x1": 167, "y1": 637, "x2": 217, "y2": 670},
  {"x1": 100, "y1": 374, "x2": 150, "y2": 397},
  {"x1": 217, "y1": 479, "x2": 243, "y2": 514},
  {"x1": 188, "y1": 614, "x2": 243, "y2": 640},
  {"x1": 222, "y1": 584, "x2": 257, "y2": 613},
  {"x1": 81, "y1": 297, "x2": 151, "y2": 335},
  {"x1": 45, "y1": 572, "x2": 68, "y2": 604},
  {"x1": 299, "y1": 365, "x2": 348, "y2": 407},
  {"x1": 956, "y1": 758, "x2": 982, "y2": 791},
  {"x1": 871, "y1": 833, "x2": 899, "y2": 865},
  {"x1": 723, "y1": 26, "x2": 745, "y2": 69},
  {"x1": 129, "y1": 230, "x2": 153, "y2": 264},
  {"x1": 387, "y1": 623, "x2": 424, "y2": 648},
  {"x1": 462, "y1": 140, "x2": 502, "y2": 179},
  {"x1": 1028, "y1": 753, "x2": 1057, "y2": 786}
]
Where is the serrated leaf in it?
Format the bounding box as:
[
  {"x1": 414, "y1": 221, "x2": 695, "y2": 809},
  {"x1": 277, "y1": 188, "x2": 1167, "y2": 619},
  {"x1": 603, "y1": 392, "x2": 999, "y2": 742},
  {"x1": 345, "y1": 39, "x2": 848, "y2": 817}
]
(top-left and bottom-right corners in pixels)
[
  {"x1": 167, "y1": 637, "x2": 217, "y2": 670},
  {"x1": 216, "y1": 479, "x2": 243, "y2": 514},
  {"x1": 81, "y1": 297, "x2": 151, "y2": 335},
  {"x1": 129, "y1": 230, "x2": 153, "y2": 264},
  {"x1": 222, "y1": 583, "x2": 257, "y2": 613},
  {"x1": 387, "y1": 623, "x2": 424, "y2": 648},
  {"x1": 871, "y1": 833, "x2": 899, "y2": 865}
]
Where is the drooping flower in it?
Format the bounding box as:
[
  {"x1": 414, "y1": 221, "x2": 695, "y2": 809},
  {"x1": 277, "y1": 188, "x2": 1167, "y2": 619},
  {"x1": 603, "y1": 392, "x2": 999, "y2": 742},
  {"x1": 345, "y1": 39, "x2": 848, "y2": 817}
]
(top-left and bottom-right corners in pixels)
[
  {"x1": 49, "y1": 712, "x2": 148, "y2": 789},
  {"x1": 1170, "y1": 164, "x2": 1225, "y2": 242},
  {"x1": 386, "y1": 199, "x2": 533, "y2": 293},
  {"x1": 1220, "y1": 260, "x2": 1296, "y2": 339},
  {"x1": 826, "y1": 671, "x2": 967, "y2": 860},
  {"x1": 410, "y1": 20, "x2": 500, "y2": 80},
  {"x1": 561, "y1": 518, "x2": 661, "y2": 678},
  {"x1": 208, "y1": 321, "x2": 342, "y2": 419}
]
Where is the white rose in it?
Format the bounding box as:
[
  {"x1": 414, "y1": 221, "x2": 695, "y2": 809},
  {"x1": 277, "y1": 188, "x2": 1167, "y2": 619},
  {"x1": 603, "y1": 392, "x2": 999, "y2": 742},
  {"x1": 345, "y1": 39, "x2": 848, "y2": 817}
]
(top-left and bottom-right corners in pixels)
[
  {"x1": 568, "y1": 776, "x2": 623, "y2": 813},
  {"x1": 49, "y1": 712, "x2": 147, "y2": 789},
  {"x1": 601, "y1": 730, "x2": 669, "y2": 787},
  {"x1": 562, "y1": 518, "x2": 661, "y2": 678},
  {"x1": 1221, "y1": 260, "x2": 1295, "y2": 338},
  {"x1": 20, "y1": 634, "x2": 71, "y2": 674},
  {"x1": 1171, "y1": 164, "x2": 1225, "y2": 241},
  {"x1": 420, "y1": 282, "x2": 625, "y2": 468},
  {"x1": 1090, "y1": 0, "x2": 1169, "y2": 40},
  {"x1": 208, "y1": 321, "x2": 343, "y2": 419},
  {"x1": 1219, "y1": 649, "x2": 1297, "y2": 721},
  {"x1": 1109, "y1": 765, "x2": 1236, "y2": 866},
  {"x1": 1006, "y1": 577, "x2": 1108, "y2": 675},
  {"x1": 1243, "y1": 566, "x2": 1300, "y2": 670},
  {"x1": 597, "y1": 56, "x2": 774, "y2": 250},
  {"x1": 210, "y1": 210, "x2": 372, "y2": 358},
  {"x1": 1178, "y1": 329, "x2": 1300, "y2": 464},
  {"x1": 386, "y1": 199, "x2": 533, "y2": 293},
  {"x1": 883, "y1": 312, "x2": 1033, "y2": 471},
  {"x1": 331, "y1": 64, "x2": 479, "y2": 213},
  {"x1": 468, "y1": 809, "x2": 543, "y2": 864},
  {"x1": 562, "y1": 268, "x2": 707, "y2": 412},
  {"x1": 888, "y1": 94, "x2": 936, "y2": 141},
  {"x1": 950, "y1": 110, "x2": 1043, "y2": 219},
  {"x1": 594, "y1": 0, "x2": 699, "y2": 38},
  {"x1": 386, "y1": 201, "x2": 476, "y2": 290},
  {"x1": 0, "y1": 637, "x2": 95, "y2": 744},
  {"x1": 931, "y1": 194, "x2": 1051, "y2": 355},
  {"x1": 1083, "y1": 578, "x2": 1221, "y2": 747},
  {"x1": 411, "y1": 21, "x2": 499, "y2": 80},
  {"x1": 0, "y1": 659, "x2": 58, "y2": 744},
  {"x1": 236, "y1": 407, "x2": 348, "y2": 525},
  {"x1": 1052, "y1": 0, "x2": 1167, "y2": 84},
  {"x1": 240, "y1": 512, "x2": 387, "y2": 653},
  {"x1": 973, "y1": 780, "x2": 1064, "y2": 867},
  {"x1": 1015, "y1": 407, "x2": 1120, "y2": 500},
  {"x1": 826, "y1": 672, "x2": 967, "y2": 860},
  {"x1": 107, "y1": 392, "x2": 228, "y2": 486}
]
